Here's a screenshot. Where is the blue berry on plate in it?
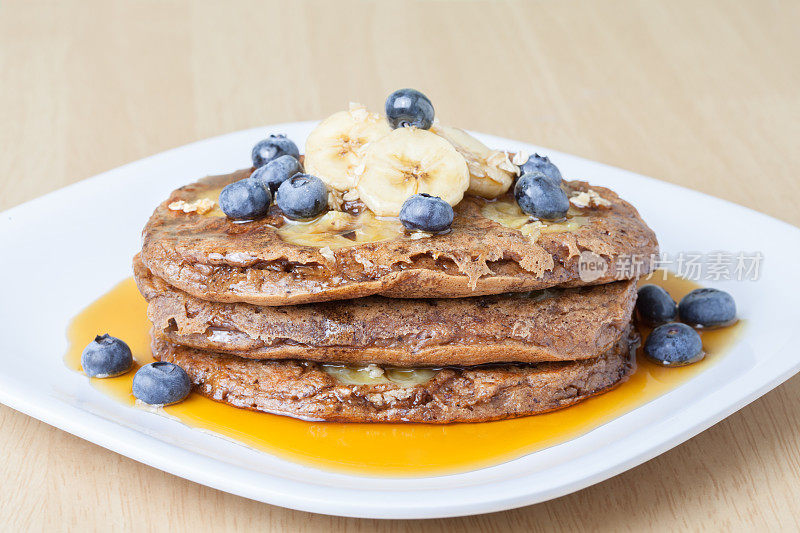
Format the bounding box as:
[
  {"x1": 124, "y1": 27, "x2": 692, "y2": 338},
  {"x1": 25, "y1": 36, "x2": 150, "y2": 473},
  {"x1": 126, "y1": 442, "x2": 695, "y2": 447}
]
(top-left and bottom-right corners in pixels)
[
  {"x1": 679, "y1": 288, "x2": 737, "y2": 327},
  {"x1": 385, "y1": 88, "x2": 435, "y2": 130},
  {"x1": 399, "y1": 193, "x2": 454, "y2": 232},
  {"x1": 132, "y1": 362, "x2": 192, "y2": 405},
  {"x1": 219, "y1": 178, "x2": 271, "y2": 220},
  {"x1": 644, "y1": 322, "x2": 704, "y2": 366},
  {"x1": 251, "y1": 134, "x2": 300, "y2": 168},
  {"x1": 276, "y1": 173, "x2": 328, "y2": 220},
  {"x1": 514, "y1": 172, "x2": 569, "y2": 220},
  {"x1": 636, "y1": 284, "x2": 678, "y2": 326},
  {"x1": 518, "y1": 154, "x2": 562, "y2": 185},
  {"x1": 81, "y1": 334, "x2": 133, "y2": 378},
  {"x1": 251, "y1": 155, "x2": 302, "y2": 192}
]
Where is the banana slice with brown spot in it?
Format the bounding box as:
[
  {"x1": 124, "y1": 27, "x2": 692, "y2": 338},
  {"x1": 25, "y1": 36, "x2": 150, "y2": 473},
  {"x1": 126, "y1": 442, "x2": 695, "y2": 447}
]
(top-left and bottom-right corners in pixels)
[{"x1": 357, "y1": 127, "x2": 469, "y2": 216}]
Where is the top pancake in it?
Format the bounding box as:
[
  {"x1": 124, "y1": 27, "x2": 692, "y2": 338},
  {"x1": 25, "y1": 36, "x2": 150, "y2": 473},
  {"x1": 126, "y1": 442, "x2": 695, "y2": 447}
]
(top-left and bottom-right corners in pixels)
[{"x1": 140, "y1": 169, "x2": 658, "y2": 306}]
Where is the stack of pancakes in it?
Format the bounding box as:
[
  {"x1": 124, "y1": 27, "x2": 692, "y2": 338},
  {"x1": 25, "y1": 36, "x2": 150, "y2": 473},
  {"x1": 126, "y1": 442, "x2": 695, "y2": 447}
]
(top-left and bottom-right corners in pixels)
[{"x1": 135, "y1": 169, "x2": 658, "y2": 423}]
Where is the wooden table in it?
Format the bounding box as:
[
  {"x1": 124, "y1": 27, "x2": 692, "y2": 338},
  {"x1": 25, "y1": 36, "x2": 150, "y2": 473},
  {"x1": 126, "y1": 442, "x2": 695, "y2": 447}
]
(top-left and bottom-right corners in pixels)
[{"x1": 2, "y1": 0, "x2": 799, "y2": 530}]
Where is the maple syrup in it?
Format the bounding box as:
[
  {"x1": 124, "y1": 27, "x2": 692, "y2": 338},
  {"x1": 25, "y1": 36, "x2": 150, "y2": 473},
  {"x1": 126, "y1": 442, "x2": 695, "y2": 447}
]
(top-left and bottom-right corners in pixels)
[
  {"x1": 64, "y1": 271, "x2": 742, "y2": 477},
  {"x1": 276, "y1": 210, "x2": 405, "y2": 249},
  {"x1": 482, "y1": 200, "x2": 590, "y2": 239},
  {"x1": 185, "y1": 188, "x2": 410, "y2": 249}
]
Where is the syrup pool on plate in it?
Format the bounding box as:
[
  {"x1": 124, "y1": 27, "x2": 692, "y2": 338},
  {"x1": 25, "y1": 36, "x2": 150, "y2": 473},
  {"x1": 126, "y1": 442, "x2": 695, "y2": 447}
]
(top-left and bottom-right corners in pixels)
[{"x1": 64, "y1": 271, "x2": 742, "y2": 477}]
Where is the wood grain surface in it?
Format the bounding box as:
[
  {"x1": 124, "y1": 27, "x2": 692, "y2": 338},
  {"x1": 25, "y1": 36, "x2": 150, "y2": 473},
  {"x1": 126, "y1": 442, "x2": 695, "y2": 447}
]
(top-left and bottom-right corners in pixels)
[{"x1": 1, "y1": 0, "x2": 799, "y2": 530}]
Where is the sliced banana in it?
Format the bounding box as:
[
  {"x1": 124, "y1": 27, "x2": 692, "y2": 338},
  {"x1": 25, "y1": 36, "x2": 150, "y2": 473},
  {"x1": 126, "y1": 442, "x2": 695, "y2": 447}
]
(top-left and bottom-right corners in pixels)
[
  {"x1": 432, "y1": 124, "x2": 517, "y2": 198},
  {"x1": 304, "y1": 103, "x2": 392, "y2": 191},
  {"x1": 357, "y1": 127, "x2": 469, "y2": 216}
]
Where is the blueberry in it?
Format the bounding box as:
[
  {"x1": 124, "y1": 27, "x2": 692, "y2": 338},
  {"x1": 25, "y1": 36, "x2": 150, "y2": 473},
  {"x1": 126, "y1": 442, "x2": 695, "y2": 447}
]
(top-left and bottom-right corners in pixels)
[
  {"x1": 251, "y1": 155, "x2": 302, "y2": 193},
  {"x1": 385, "y1": 88, "x2": 435, "y2": 130},
  {"x1": 276, "y1": 173, "x2": 328, "y2": 219},
  {"x1": 514, "y1": 172, "x2": 569, "y2": 220},
  {"x1": 644, "y1": 322, "x2": 704, "y2": 366},
  {"x1": 636, "y1": 284, "x2": 678, "y2": 326},
  {"x1": 518, "y1": 154, "x2": 562, "y2": 185},
  {"x1": 679, "y1": 288, "x2": 737, "y2": 327},
  {"x1": 219, "y1": 178, "x2": 271, "y2": 220},
  {"x1": 132, "y1": 362, "x2": 192, "y2": 405},
  {"x1": 251, "y1": 134, "x2": 300, "y2": 168},
  {"x1": 399, "y1": 193, "x2": 454, "y2": 232},
  {"x1": 81, "y1": 334, "x2": 133, "y2": 378}
]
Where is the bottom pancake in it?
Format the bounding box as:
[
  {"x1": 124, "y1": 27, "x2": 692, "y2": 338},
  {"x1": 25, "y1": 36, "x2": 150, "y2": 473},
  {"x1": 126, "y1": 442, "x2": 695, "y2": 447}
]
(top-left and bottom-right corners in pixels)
[{"x1": 152, "y1": 329, "x2": 638, "y2": 424}]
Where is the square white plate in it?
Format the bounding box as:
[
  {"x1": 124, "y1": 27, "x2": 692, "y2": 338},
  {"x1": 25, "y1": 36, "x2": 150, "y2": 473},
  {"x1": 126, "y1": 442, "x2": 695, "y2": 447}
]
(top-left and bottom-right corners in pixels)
[{"x1": 1, "y1": 122, "x2": 798, "y2": 519}]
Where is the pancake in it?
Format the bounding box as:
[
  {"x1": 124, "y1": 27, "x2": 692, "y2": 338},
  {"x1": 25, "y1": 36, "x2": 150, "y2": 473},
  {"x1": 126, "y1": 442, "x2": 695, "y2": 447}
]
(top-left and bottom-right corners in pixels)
[
  {"x1": 135, "y1": 255, "x2": 637, "y2": 366},
  {"x1": 140, "y1": 169, "x2": 658, "y2": 306},
  {"x1": 151, "y1": 329, "x2": 638, "y2": 424}
]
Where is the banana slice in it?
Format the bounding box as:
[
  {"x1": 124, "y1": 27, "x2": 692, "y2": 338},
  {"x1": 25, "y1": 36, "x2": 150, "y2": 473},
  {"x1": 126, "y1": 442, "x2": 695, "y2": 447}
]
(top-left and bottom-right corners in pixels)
[
  {"x1": 432, "y1": 124, "x2": 517, "y2": 198},
  {"x1": 357, "y1": 127, "x2": 469, "y2": 216},
  {"x1": 304, "y1": 103, "x2": 392, "y2": 191}
]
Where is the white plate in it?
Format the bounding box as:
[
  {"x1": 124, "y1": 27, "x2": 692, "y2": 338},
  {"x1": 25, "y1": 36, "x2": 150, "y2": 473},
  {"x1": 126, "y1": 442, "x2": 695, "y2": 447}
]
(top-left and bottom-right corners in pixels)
[{"x1": 1, "y1": 122, "x2": 798, "y2": 519}]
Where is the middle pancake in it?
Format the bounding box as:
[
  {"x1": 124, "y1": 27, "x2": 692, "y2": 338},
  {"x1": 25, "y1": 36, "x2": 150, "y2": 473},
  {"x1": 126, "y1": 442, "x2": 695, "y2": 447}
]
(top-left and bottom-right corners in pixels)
[{"x1": 135, "y1": 257, "x2": 637, "y2": 367}]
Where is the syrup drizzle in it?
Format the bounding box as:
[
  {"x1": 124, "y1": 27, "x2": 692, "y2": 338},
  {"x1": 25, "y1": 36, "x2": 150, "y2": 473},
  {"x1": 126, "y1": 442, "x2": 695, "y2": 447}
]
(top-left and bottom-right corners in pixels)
[{"x1": 64, "y1": 271, "x2": 742, "y2": 476}]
